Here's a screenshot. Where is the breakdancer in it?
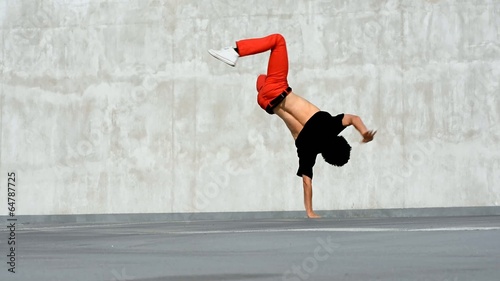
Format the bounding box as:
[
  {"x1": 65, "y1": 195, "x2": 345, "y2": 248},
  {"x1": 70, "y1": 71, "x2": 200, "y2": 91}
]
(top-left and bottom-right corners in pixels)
[{"x1": 209, "y1": 34, "x2": 376, "y2": 218}]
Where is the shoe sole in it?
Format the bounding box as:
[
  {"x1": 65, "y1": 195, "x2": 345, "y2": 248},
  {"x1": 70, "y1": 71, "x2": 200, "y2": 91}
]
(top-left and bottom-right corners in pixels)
[{"x1": 208, "y1": 50, "x2": 236, "y2": 67}]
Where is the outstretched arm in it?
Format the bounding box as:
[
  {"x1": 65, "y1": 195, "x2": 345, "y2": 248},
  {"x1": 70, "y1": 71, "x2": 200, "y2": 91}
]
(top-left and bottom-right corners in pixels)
[
  {"x1": 302, "y1": 175, "x2": 320, "y2": 219},
  {"x1": 342, "y1": 114, "x2": 376, "y2": 143}
]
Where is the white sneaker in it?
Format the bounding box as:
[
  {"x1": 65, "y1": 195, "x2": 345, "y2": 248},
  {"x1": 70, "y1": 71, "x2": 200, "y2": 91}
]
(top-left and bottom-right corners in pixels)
[{"x1": 208, "y1": 47, "x2": 239, "y2": 67}]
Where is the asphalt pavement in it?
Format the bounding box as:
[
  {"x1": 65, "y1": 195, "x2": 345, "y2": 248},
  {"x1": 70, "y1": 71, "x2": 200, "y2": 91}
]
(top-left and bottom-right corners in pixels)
[{"x1": 1, "y1": 216, "x2": 499, "y2": 281}]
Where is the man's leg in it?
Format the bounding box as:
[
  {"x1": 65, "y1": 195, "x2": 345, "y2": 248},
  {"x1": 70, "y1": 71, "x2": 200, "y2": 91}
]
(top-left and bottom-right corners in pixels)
[
  {"x1": 208, "y1": 34, "x2": 290, "y2": 110},
  {"x1": 236, "y1": 34, "x2": 289, "y2": 84},
  {"x1": 208, "y1": 34, "x2": 289, "y2": 82}
]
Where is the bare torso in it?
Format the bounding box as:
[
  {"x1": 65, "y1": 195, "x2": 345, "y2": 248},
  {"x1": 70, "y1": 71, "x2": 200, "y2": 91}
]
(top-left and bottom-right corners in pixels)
[{"x1": 272, "y1": 92, "x2": 320, "y2": 140}]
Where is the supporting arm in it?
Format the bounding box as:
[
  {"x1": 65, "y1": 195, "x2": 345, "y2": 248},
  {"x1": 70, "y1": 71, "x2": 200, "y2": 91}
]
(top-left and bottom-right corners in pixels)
[{"x1": 302, "y1": 175, "x2": 320, "y2": 219}]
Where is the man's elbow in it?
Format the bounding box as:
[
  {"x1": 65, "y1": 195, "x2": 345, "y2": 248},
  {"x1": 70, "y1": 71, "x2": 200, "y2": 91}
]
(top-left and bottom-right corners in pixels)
[
  {"x1": 343, "y1": 114, "x2": 360, "y2": 127},
  {"x1": 351, "y1": 115, "x2": 361, "y2": 126}
]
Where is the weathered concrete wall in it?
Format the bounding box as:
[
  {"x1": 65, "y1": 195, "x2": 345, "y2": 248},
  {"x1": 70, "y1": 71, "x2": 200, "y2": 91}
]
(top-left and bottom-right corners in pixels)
[{"x1": 0, "y1": 0, "x2": 499, "y2": 216}]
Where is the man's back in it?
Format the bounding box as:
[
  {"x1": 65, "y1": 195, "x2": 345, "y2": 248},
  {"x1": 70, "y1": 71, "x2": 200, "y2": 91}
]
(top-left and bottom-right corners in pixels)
[{"x1": 273, "y1": 92, "x2": 320, "y2": 140}]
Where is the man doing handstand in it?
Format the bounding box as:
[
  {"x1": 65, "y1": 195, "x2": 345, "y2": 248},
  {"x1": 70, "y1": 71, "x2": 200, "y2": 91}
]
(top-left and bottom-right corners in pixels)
[{"x1": 209, "y1": 34, "x2": 376, "y2": 218}]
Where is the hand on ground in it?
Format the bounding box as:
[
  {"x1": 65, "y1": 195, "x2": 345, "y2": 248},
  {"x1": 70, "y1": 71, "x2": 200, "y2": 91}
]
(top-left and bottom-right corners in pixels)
[{"x1": 307, "y1": 211, "x2": 321, "y2": 219}]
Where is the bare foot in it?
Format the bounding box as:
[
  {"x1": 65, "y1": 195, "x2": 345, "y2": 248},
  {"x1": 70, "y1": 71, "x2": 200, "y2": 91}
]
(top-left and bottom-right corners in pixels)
[{"x1": 307, "y1": 212, "x2": 321, "y2": 219}]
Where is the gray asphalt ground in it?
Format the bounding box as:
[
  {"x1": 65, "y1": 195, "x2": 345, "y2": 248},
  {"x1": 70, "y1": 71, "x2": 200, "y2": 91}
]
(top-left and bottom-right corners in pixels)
[{"x1": 1, "y1": 216, "x2": 500, "y2": 281}]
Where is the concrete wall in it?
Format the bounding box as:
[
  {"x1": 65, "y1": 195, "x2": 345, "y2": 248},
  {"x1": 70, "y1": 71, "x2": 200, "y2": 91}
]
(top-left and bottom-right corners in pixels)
[{"x1": 0, "y1": 0, "x2": 499, "y2": 216}]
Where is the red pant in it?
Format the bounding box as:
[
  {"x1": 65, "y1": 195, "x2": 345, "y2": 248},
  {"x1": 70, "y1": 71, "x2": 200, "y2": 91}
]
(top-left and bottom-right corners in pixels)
[{"x1": 236, "y1": 34, "x2": 290, "y2": 113}]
